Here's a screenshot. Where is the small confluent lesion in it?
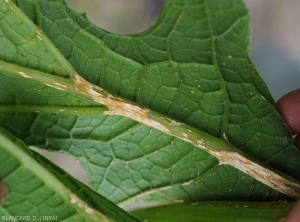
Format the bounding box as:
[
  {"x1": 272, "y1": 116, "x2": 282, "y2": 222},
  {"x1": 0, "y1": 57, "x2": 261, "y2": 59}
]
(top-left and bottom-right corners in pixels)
[
  {"x1": 260, "y1": 94, "x2": 267, "y2": 101},
  {"x1": 0, "y1": 181, "x2": 8, "y2": 204},
  {"x1": 17, "y1": 71, "x2": 32, "y2": 79}
]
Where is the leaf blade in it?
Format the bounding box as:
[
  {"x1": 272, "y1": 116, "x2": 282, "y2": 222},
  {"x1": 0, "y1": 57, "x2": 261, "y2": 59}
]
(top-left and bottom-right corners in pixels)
[
  {"x1": 0, "y1": 127, "x2": 139, "y2": 222},
  {"x1": 1, "y1": 60, "x2": 298, "y2": 202},
  {"x1": 30, "y1": 0, "x2": 298, "y2": 174},
  {"x1": 1, "y1": 0, "x2": 300, "y2": 209},
  {"x1": 0, "y1": 0, "x2": 74, "y2": 77}
]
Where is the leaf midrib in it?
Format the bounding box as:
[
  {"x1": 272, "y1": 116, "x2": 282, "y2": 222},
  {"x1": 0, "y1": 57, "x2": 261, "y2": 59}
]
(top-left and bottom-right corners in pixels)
[
  {"x1": 1, "y1": 59, "x2": 300, "y2": 199},
  {"x1": 2, "y1": 0, "x2": 300, "y2": 201}
]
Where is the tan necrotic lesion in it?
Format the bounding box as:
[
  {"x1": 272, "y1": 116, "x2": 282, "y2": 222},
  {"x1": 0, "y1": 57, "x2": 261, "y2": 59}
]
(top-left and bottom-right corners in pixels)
[{"x1": 0, "y1": 181, "x2": 8, "y2": 204}]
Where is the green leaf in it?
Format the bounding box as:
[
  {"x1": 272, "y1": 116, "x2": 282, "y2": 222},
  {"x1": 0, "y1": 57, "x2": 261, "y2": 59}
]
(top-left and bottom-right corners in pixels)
[
  {"x1": 0, "y1": 0, "x2": 300, "y2": 216},
  {"x1": 1, "y1": 60, "x2": 298, "y2": 206},
  {"x1": 131, "y1": 201, "x2": 294, "y2": 222},
  {"x1": 0, "y1": 0, "x2": 74, "y2": 77},
  {"x1": 0, "y1": 126, "x2": 139, "y2": 221}
]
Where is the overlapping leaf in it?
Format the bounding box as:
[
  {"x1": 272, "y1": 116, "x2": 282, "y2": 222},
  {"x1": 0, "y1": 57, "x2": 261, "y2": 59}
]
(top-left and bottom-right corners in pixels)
[
  {"x1": 0, "y1": 127, "x2": 139, "y2": 221},
  {"x1": 0, "y1": 0, "x2": 300, "y2": 210}
]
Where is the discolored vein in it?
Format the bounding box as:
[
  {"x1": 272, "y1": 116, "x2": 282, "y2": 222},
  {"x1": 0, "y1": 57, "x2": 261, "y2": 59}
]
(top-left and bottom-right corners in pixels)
[
  {"x1": 1, "y1": 57, "x2": 300, "y2": 200},
  {"x1": 71, "y1": 71, "x2": 300, "y2": 199},
  {"x1": 1, "y1": 0, "x2": 300, "y2": 208}
]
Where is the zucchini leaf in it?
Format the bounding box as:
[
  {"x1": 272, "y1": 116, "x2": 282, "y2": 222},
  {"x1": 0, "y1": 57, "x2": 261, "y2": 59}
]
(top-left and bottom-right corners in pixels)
[
  {"x1": 0, "y1": 0, "x2": 300, "y2": 213},
  {"x1": 0, "y1": 127, "x2": 139, "y2": 221}
]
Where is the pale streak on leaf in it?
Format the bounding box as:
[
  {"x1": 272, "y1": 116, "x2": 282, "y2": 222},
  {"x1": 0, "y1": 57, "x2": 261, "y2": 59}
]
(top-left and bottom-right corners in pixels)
[
  {"x1": 182, "y1": 179, "x2": 194, "y2": 186},
  {"x1": 36, "y1": 35, "x2": 42, "y2": 41},
  {"x1": 36, "y1": 29, "x2": 43, "y2": 41},
  {"x1": 196, "y1": 142, "x2": 300, "y2": 199},
  {"x1": 168, "y1": 118, "x2": 182, "y2": 126},
  {"x1": 0, "y1": 181, "x2": 8, "y2": 204},
  {"x1": 73, "y1": 74, "x2": 171, "y2": 135},
  {"x1": 3, "y1": 58, "x2": 300, "y2": 199},
  {"x1": 53, "y1": 82, "x2": 68, "y2": 89},
  {"x1": 17, "y1": 71, "x2": 32, "y2": 79},
  {"x1": 71, "y1": 73, "x2": 300, "y2": 199},
  {"x1": 260, "y1": 94, "x2": 267, "y2": 101},
  {"x1": 70, "y1": 193, "x2": 95, "y2": 214},
  {"x1": 222, "y1": 133, "x2": 228, "y2": 141},
  {"x1": 69, "y1": 193, "x2": 111, "y2": 222},
  {"x1": 44, "y1": 82, "x2": 69, "y2": 91}
]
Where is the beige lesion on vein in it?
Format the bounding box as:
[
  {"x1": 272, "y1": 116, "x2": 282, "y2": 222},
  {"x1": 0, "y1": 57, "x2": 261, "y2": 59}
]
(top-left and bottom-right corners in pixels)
[
  {"x1": 72, "y1": 73, "x2": 300, "y2": 199},
  {"x1": 2, "y1": 60, "x2": 300, "y2": 199},
  {"x1": 223, "y1": 152, "x2": 300, "y2": 199},
  {"x1": 73, "y1": 74, "x2": 172, "y2": 135},
  {"x1": 199, "y1": 146, "x2": 300, "y2": 199},
  {"x1": 2, "y1": 0, "x2": 299, "y2": 202}
]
